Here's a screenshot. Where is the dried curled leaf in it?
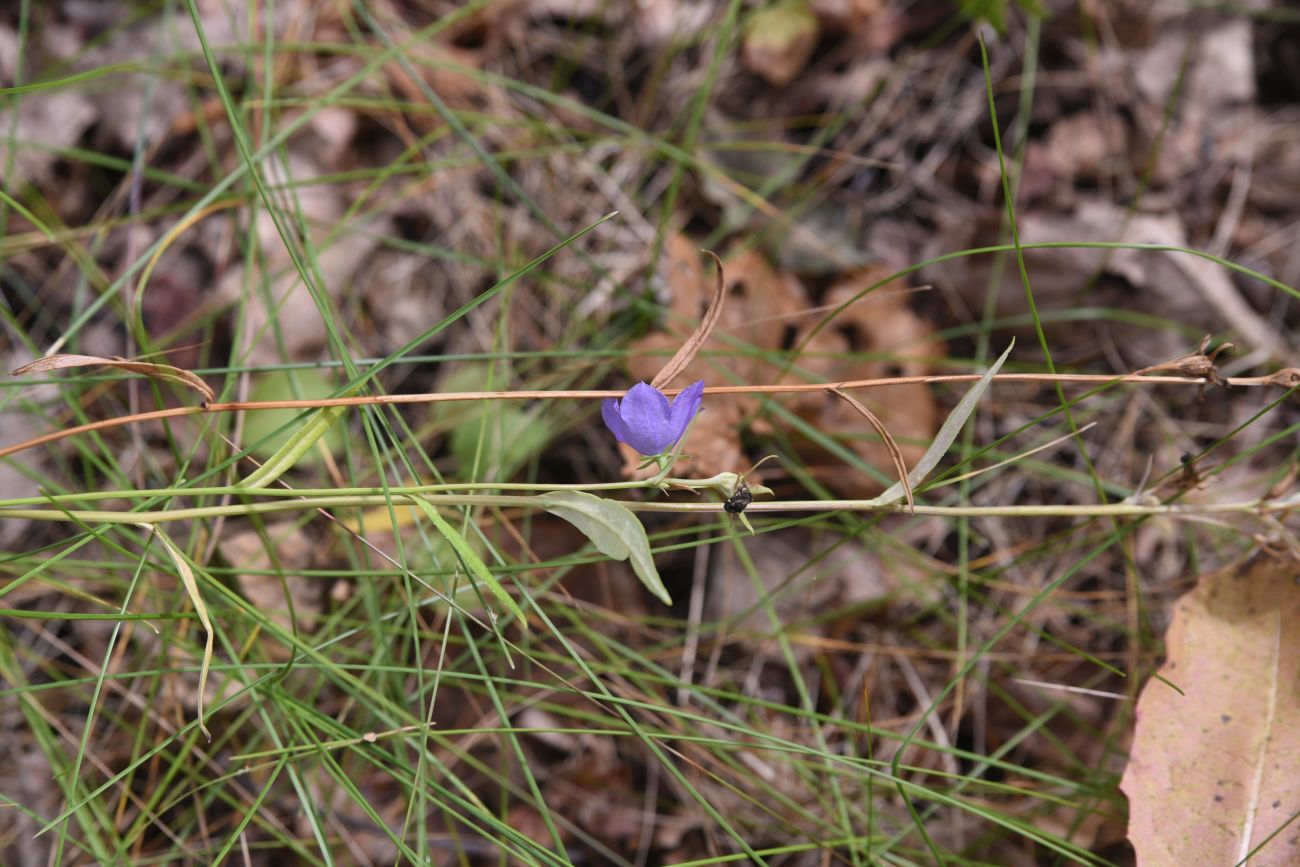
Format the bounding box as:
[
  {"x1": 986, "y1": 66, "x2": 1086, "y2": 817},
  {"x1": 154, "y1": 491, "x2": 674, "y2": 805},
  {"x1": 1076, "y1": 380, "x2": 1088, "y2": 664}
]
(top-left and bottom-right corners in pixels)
[
  {"x1": 12, "y1": 354, "x2": 214, "y2": 407},
  {"x1": 651, "y1": 250, "x2": 726, "y2": 391}
]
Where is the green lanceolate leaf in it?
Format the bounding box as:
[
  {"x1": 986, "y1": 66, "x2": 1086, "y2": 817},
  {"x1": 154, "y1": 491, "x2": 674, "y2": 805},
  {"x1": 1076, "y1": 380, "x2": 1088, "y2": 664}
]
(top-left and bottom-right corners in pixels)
[
  {"x1": 405, "y1": 496, "x2": 527, "y2": 630},
  {"x1": 540, "y1": 490, "x2": 672, "y2": 606},
  {"x1": 868, "y1": 340, "x2": 1015, "y2": 507},
  {"x1": 237, "y1": 403, "x2": 348, "y2": 489}
]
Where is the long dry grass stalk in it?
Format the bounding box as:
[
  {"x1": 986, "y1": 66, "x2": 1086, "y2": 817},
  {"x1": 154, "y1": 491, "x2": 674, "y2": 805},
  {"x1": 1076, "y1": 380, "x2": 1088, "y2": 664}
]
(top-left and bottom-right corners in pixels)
[{"x1": 3, "y1": 368, "x2": 1293, "y2": 460}]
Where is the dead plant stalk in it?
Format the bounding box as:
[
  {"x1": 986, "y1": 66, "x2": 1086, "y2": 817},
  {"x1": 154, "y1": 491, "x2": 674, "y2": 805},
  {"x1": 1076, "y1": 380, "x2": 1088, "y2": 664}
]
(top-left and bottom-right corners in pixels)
[{"x1": 2, "y1": 370, "x2": 1294, "y2": 462}]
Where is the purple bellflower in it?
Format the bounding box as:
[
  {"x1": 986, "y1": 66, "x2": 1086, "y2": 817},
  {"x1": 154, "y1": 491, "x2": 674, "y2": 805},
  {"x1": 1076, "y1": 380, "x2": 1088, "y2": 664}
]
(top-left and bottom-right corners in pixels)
[{"x1": 602, "y1": 380, "x2": 705, "y2": 456}]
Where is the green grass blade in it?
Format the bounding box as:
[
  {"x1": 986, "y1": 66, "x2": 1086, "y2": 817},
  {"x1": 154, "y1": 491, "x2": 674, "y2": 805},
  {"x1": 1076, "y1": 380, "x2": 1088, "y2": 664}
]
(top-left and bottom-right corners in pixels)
[
  {"x1": 406, "y1": 495, "x2": 526, "y2": 630},
  {"x1": 869, "y1": 341, "x2": 1014, "y2": 506}
]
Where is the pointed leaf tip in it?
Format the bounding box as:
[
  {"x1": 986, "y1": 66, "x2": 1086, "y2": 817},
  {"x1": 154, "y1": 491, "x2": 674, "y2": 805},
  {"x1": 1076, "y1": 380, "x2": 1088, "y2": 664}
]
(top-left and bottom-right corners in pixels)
[
  {"x1": 868, "y1": 340, "x2": 1014, "y2": 507},
  {"x1": 541, "y1": 491, "x2": 672, "y2": 605}
]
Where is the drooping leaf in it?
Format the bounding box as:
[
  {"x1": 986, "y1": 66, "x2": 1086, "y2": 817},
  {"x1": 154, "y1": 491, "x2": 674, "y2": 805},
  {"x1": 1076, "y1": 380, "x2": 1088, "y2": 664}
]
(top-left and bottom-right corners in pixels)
[
  {"x1": 541, "y1": 490, "x2": 671, "y2": 606},
  {"x1": 1121, "y1": 553, "x2": 1300, "y2": 866},
  {"x1": 868, "y1": 341, "x2": 1013, "y2": 507},
  {"x1": 138, "y1": 524, "x2": 213, "y2": 741},
  {"x1": 405, "y1": 496, "x2": 527, "y2": 630},
  {"x1": 237, "y1": 370, "x2": 349, "y2": 490},
  {"x1": 13, "y1": 353, "x2": 214, "y2": 406}
]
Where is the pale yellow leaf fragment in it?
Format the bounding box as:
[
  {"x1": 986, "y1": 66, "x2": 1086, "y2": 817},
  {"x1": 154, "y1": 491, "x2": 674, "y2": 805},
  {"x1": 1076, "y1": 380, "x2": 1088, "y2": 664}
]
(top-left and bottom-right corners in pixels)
[
  {"x1": 1122, "y1": 553, "x2": 1300, "y2": 866},
  {"x1": 139, "y1": 524, "x2": 214, "y2": 741}
]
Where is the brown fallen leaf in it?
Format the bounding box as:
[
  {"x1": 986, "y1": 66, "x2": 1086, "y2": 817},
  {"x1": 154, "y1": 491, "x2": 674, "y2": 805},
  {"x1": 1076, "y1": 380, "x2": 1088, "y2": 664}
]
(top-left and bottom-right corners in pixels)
[
  {"x1": 1121, "y1": 552, "x2": 1300, "y2": 867},
  {"x1": 787, "y1": 268, "x2": 940, "y2": 498},
  {"x1": 624, "y1": 243, "x2": 941, "y2": 494},
  {"x1": 11, "y1": 354, "x2": 214, "y2": 407}
]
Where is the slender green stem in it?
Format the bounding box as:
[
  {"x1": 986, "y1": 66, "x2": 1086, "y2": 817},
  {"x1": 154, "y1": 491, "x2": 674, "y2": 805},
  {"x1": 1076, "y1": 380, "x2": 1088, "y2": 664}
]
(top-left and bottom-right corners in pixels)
[
  {"x1": 0, "y1": 494, "x2": 1290, "y2": 524},
  {"x1": 0, "y1": 473, "x2": 742, "y2": 508}
]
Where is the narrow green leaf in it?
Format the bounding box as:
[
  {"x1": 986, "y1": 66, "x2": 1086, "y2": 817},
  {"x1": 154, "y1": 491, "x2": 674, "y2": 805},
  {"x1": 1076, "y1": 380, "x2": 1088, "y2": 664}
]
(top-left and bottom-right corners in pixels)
[
  {"x1": 541, "y1": 491, "x2": 672, "y2": 606},
  {"x1": 405, "y1": 496, "x2": 527, "y2": 629},
  {"x1": 868, "y1": 340, "x2": 1015, "y2": 507},
  {"x1": 237, "y1": 404, "x2": 348, "y2": 489}
]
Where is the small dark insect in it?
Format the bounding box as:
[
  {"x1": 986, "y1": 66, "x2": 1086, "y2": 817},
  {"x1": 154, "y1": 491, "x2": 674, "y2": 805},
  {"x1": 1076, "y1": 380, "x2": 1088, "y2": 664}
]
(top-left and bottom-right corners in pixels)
[{"x1": 723, "y1": 479, "x2": 753, "y2": 514}]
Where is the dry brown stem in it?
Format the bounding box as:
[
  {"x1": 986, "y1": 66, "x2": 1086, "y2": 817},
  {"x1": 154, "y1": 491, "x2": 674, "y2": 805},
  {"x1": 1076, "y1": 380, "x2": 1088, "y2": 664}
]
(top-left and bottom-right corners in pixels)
[
  {"x1": 825, "y1": 386, "x2": 914, "y2": 512},
  {"x1": 2, "y1": 368, "x2": 1297, "y2": 461},
  {"x1": 650, "y1": 251, "x2": 727, "y2": 390}
]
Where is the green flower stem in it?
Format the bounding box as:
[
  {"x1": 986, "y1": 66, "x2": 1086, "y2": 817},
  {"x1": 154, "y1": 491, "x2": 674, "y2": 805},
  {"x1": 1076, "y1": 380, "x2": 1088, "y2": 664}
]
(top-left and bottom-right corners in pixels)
[
  {"x1": 0, "y1": 475, "x2": 729, "y2": 508},
  {"x1": 0, "y1": 494, "x2": 1290, "y2": 524}
]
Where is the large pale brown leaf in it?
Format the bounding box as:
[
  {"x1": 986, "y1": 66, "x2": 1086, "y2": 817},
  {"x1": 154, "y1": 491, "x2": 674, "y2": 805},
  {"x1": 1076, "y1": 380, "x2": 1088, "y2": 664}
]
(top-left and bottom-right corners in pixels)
[{"x1": 1122, "y1": 552, "x2": 1300, "y2": 866}]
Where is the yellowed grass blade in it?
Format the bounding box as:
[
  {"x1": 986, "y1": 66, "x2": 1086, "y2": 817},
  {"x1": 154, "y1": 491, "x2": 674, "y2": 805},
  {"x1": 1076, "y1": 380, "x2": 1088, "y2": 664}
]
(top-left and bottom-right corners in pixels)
[{"x1": 138, "y1": 524, "x2": 214, "y2": 741}]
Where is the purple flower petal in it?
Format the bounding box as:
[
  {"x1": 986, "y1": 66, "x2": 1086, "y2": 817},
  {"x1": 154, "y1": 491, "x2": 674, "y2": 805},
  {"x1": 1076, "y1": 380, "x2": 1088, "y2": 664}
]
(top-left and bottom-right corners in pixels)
[
  {"x1": 616, "y1": 382, "x2": 674, "y2": 455},
  {"x1": 601, "y1": 397, "x2": 631, "y2": 445},
  {"x1": 665, "y1": 380, "x2": 705, "y2": 446},
  {"x1": 601, "y1": 380, "x2": 706, "y2": 456}
]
